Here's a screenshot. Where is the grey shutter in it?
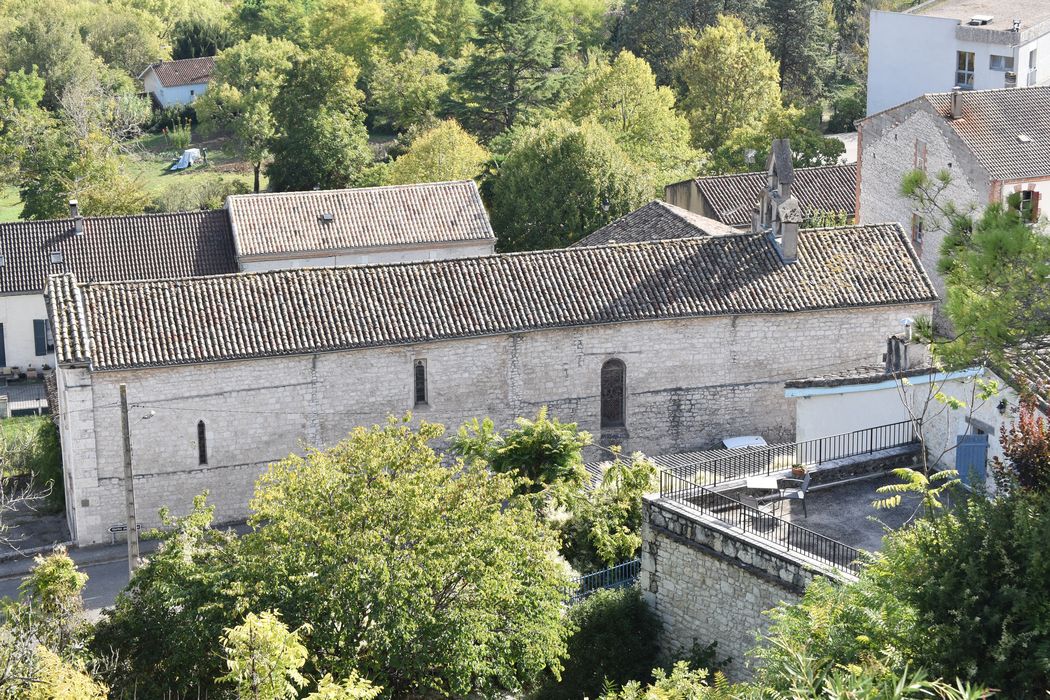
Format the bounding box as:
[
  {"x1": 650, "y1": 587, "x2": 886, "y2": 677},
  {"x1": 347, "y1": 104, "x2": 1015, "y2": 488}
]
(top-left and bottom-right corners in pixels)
[{"x1": 33, "y1": 319, "x2": 47, "y2": 356}]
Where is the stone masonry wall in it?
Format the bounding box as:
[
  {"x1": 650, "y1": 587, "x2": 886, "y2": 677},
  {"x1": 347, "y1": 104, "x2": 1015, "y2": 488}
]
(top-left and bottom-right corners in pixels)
[
  {"x1": 858, "y1": 105, "x2": 991, "y2": 326},
  {"x1": 641, "y1": 497, "x2": 835, "y2": 679},
  {"x1": 60, "y1": 304, "x2": 932, "y2": 544}
]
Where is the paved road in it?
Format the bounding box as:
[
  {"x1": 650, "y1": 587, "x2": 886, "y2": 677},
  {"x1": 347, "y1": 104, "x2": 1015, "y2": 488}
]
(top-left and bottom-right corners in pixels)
[{"x1": 0, "y1": 546, "x2": 136, "y2": 614}]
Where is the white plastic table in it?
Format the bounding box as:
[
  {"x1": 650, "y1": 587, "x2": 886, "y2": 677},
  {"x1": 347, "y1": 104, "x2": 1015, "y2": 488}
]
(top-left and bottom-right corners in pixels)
[{"x1": 744, "y1": 475, "x2": 780, "y2": 492}]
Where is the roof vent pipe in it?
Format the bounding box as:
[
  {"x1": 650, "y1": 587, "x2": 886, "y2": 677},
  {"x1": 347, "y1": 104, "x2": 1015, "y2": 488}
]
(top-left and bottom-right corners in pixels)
[
  {"x1": 950, "y1": 87, "x2": 964, "y2": 120},
  {"x1": 69, "y1": 199, "x2": 84, "y2": 235}
]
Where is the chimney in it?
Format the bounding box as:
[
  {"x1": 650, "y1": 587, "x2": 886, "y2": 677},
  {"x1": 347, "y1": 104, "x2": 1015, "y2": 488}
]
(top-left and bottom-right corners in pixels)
[
  {"x1": 884, "y1": 325, "x2": 929, "y2": 374},
  {"x1": 69, "y1": 199, "x2": 84, "y2": 235},
  {"x1": 779, "y1": 221, "x2": 799, "y2": 261},
  {"x1": 950, "y1": 86, "x2": 964, "y2": 120}
]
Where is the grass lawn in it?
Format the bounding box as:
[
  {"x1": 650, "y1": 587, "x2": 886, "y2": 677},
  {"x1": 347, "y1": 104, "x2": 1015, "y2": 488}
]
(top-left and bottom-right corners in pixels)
[
  {"x1": 126, "y1": 131, "x2": 261, "y2": 195},
  {"x1": 0, "y1": 186, "x2": 23, "y2": 222}
]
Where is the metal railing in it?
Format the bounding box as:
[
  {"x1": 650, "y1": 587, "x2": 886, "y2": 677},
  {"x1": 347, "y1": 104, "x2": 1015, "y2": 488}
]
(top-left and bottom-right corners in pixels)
[
  {"x1": 568, "y1": 558, "x2": 642, "y2": 604},
  {"x1": 659, "y1": 470, "x2": 862, "y2": 575},
  {"x1": 673, "y1": 421, "x2": 918, "y2": 487}
]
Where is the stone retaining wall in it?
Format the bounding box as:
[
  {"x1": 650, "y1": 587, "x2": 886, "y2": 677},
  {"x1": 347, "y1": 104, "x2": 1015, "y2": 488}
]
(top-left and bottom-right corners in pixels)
[{"x1": 641, "y1": 496, "x2": 851, "y2": 679}]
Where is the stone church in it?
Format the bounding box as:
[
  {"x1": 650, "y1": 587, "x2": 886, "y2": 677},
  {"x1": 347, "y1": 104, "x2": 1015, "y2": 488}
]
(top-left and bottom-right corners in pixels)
[{"x1": 48, "y1": 197, "x2": 936, "y2": 544}]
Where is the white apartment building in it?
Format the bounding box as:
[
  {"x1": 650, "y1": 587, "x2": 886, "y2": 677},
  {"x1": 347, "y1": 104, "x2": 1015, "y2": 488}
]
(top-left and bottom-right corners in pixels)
[{"x1": 867, "y1": 0, "x2": 1050, "y2": 115}]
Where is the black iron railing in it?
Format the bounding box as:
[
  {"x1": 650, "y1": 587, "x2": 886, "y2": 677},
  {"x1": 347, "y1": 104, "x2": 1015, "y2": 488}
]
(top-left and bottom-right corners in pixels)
[
  {"x1": 673, "y1": 421, "x2": 918, "y2": 487},
  {"x1": 568, "y1": 558, "x2": 642, "y2": 604},
  {"x1": 659, "y1": 470, "x2": 862, "y2": 575}
]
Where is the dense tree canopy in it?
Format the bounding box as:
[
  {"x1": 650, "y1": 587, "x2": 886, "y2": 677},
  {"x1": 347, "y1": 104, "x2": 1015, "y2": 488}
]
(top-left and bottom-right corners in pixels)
[
  {"x1": 267, "y1": 49, "x2": 372, "y2": 191},
  {"x1": 490, "y1": 119, "x2": 652, "y2": 250},
  {"x1": 385, "y1": 120, "x2": 490, "y2": 185},
  {"x1": 673, "y1": 15, "x2": 781, "y2": 156}
]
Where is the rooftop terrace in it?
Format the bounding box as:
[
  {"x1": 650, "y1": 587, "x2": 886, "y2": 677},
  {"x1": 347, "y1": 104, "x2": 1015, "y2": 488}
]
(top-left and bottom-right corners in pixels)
[{"x1": 914, "y1": 0, "x2": 1050, "y2": 32}]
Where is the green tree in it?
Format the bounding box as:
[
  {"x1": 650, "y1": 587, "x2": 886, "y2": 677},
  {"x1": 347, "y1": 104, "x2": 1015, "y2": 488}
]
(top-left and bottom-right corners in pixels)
[
  {"x1": 761, "y1": 0, "x2": 832, "y2": 102},
  {"x1": 24, "y1": 646, "x2": 108, "y2": 700},
  {"x1": 537, "y1": 587, "x2": 662, "y2": 700},
  {"x1": 237, "y1": 418, "x2": 571, "y2": 697},
  {"x1": 613, "y1": 0, "x2": 760, "y2": 83},
  {"x1": 490, "y1": 119, "x2": 652, "y2": 249},
  {"x1": 673, "y1": 16, "x2": 781, "y2": 156},
  {"x1": 452, "y1": 407, "x2": 592, "y2": 498},
  {"x1": 81, "y1": 2, "x2": 169, "y2": 77},
  {"x1": 195, "y1": 35, "x2": 299, "y2": 192},
  {"x1": 90, "y1": 496, "x2": 240, "y2": 698},
  {"x1": 385, "y1": 120, "x2": 490, "y2": 185},
  {"x1": 563, "y1": 50, "x2": 697, "y2": 183},
  {"x1": 309, "y1": 0, "x2": 386, "y2": 69},
  {"x1": 381, "y1": 0, "x2": 479, "y2": 58},
  {"x1": 1, "y1": 67, "x2": 46, "y2": 110},
  {"x1": 904, "y1": 168, "x2": 1050, "y2": 365},
  {"x1": 303, "y1": 673, "x2": 383, "y2": 700},
  {"x1": 368, "y1": 48, "x2": 448, "y2": 133},
  {"x1": 172, "y1": 15, "x2": 233, "y2": 59},
  {"x1": 709, "y1": 105, "x2": 844, "y2": 174},
  {"x1": 267, "y1": 48, "x2": 372, "y2": 191},
  {"x1": 452, "y1": 0, "x2": 568, "y2": 136},
  {"x1": 220, "y1": 611, "x2": 308, "y2": 700},
  {"x1": 234, "y1": 0, "x2": 312, "y2": 46},
  {"x1": 1, "y1": 0, "x2": 102, "y2": 108}
]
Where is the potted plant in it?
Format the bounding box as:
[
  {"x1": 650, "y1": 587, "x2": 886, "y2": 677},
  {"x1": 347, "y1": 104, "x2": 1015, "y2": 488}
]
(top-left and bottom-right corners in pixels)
[{"x1": 791, "y1": 463, "x2": 806, "y2": 478}]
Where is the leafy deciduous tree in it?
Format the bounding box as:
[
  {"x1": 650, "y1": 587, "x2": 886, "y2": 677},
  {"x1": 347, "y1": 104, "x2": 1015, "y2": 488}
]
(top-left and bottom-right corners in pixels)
[
  {"x1": 195, "y1": 35, "x2": 299, "y2": 192},
  {"x1": 563, "y1": 50, "x2": 697, "y2": 183},
  {"x1": 673, "y1": 16, "x2": 781, "y2": 156},
  {"x1": 267, "y1": 48, "x2": 373, "y2": 191},
  {"x1": 368, "y1": 48, "x2": 449, "y2": 134},
  {"x1": 490, "y1": 118, "x2": 652, "y2": 249},
  {"x1": 220, "y1": 611, "x2": 308, "y2": 700},
  {"x1": 385, "y1": 119, "x2": 490, "y2": 185},
  {"x1": 761, "y1": 0, "x2": 832, "y2": 102}
]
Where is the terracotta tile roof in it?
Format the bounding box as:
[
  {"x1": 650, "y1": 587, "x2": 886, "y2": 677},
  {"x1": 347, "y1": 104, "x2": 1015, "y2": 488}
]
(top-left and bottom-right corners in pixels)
[
  {"x1": 1001, "y1": 345, "x2": 1050, "y2": 407},
  {"x1": 571, "y1": 201, "x2": 738, "y2": 247},
  {"x1": 47, "y1": 224, "x2": 936, "y2": 371},
  {"x1": 142, "y1": 57, "x2": 216, "y2": 88},
  {"x1": 692, "y1": 163, "x2": 857, "y2": 227},
  {"x1": 0, "y1": 210, "x2": 238, "y2": 295},
  {"x1": 227, "y1": 181, "x2": 495, "y2": 259},
  {"x1": 925, "y1": 86, "x2": 1050, "y2": 180}
]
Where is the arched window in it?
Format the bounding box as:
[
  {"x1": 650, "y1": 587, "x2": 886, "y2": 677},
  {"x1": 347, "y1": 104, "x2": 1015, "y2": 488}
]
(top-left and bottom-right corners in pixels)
[
  {"x1": 601, "y1": 359, "x2": 626, "y2": 428},
  {"x1": 197, "y1": 420, "x2": 208, "y2": 465}
]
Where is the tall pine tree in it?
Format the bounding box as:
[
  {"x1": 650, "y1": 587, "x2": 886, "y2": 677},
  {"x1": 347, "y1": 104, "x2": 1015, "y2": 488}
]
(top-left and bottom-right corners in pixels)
[
  {"x1": 762, "y1": 0, "x2": 832, "y2": 101},
  {"x1": 453, "y1": 0, "x2": 568, "y2": 138}
]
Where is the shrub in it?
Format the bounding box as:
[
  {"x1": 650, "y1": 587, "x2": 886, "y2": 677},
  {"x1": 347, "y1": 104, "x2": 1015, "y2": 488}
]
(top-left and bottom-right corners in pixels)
[
  {"x1": 535, "y1": 587, "x2": 661, "y2": 700},
  {"x1": 0, "y1": 417, "x2": 63, "y2": 508}
]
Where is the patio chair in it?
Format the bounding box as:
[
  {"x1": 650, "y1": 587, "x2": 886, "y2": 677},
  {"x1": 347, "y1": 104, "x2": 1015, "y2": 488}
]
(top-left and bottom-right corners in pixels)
[
  {"x1": 739, "y1": 493, "x2": 778, "y2": 523},
  {"x1": 779, "y1": 472, "x2": 812, "y2": 518}
]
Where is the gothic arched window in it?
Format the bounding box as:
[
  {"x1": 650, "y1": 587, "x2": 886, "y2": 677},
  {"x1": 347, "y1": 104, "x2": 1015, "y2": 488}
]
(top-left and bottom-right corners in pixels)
[{"x1": 601, "y1": 359, "x2": 626, "y2": 428}]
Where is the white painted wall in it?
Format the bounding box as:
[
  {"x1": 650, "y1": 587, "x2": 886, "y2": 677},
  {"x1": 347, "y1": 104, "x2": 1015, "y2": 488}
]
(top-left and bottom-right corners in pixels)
[
  {"x1": 0, "y1": 294, "x2": 55, "y2": 369},
  {"x1": 142, "y1": 69, "x2": 208, "y2": 108},
  {"x1": 866, "y1": 10, "x2": 1047, "y2": 115},
  {"x1": 238, "y1": 241, "x2": 496, "y2": 272},
  {"x1": 791, "y1": 368, "x2": 1032, "y2": 492},
  {"x1": 868, "y1": 12, "x2": 961, "y2": 115}
]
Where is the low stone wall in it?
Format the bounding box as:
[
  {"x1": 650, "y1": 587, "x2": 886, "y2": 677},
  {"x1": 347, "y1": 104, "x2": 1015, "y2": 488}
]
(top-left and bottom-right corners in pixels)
[{"x1": 640, "y1": 496, "x2": 848, "y2": 679}]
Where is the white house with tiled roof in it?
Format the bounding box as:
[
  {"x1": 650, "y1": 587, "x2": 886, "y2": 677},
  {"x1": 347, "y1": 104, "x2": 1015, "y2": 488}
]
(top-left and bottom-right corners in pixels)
[
  {"x1": 857, "y1": 85, "x2": 1050, "y2": 319},
  {"x1": 47, "y1": 220, "x2": 936, "y2": 544},
  {"x1": 225, "y1": 180, "x2": 496, "y2": 270},
  {"x1": 139, "y1": 56, "x2": 215, "y2": 108},
  {"x1": 0, "y1": 204, "x2": 237, "y2": 372}
]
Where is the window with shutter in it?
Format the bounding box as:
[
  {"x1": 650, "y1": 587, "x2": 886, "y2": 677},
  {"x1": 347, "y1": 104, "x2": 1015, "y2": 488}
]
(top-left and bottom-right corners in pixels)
[{"x1": 33, "y1": 319, "x2": 47, "y2": 356}]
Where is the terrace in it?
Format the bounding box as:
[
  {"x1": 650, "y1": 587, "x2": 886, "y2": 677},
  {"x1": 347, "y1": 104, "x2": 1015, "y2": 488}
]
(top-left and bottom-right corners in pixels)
[{"x1": 653, "y1": 422, "x2": 923, "y2": 575}]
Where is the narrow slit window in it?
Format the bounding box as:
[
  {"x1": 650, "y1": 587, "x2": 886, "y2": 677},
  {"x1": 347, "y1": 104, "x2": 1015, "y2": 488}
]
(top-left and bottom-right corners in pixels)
[
  {"x1": 600, "y1": 359, "x2": 626, "y2": 428},
  {"x1": 197, "y1": 420, "x2": 208, "y2": 465},
  {"x1": 414, "y1": 360, "x2": 427, "y2": 405}
]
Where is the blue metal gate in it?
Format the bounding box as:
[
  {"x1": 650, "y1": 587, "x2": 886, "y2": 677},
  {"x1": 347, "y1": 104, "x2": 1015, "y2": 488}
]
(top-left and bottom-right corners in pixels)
[{"x1": 956, "y1": 433, "x2": 989, "y2": 486}]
